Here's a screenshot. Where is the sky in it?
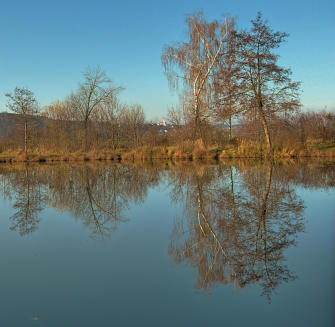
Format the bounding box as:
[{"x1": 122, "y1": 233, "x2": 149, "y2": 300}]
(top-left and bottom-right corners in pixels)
[{"x1": 0, "y1": 0, "x2": 334, "y2": 120}]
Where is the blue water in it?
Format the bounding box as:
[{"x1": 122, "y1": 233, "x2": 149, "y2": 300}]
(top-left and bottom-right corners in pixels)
[{"x1": 0, "y1": 162, "x2": 334, "y2": 326}]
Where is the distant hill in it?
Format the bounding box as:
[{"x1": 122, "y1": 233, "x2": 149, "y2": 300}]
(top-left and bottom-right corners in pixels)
[
  {"x1": 0, "y1": 112, "x2": 175, "y2": 141},
  {"x1": 0, "y1": 112, "x2": 48, "y2": 140}
]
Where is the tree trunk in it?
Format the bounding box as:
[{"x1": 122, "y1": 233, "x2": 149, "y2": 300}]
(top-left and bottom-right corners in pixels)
[
  {"x1": 84, "y1": 120, "x2": 88, "y2": 151},
  {"x1": 194, "y1": 96, "x2": 200, "y2": 140},
  {"x1": 228, "y1": 100, "x2": 233, "y2": 140},
  {"x1": 258, "y1": 103, "x2": 273, "y2": 157},
  {"x1": 24, "y1": 119, "x2": 28, "y2": 157}
]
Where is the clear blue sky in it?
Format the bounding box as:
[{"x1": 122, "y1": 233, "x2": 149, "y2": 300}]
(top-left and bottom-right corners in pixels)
[{"x1": 1, "y1": 0, "x2": 334, "y2": 120}]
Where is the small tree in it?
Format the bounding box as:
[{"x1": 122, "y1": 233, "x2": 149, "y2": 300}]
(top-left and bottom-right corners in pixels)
[
  {"x1": 91, "y1": 97, "x2": 123, "y2": 150},
  {"x1": 41, "y1": 100, "x2": 78, "y2": 151},
  {"x1": 119, "y1": 104, "x2": 146, "y2": 148},
  {"x1": 5, "y1": 87, "x2": 39, "y2": 156}
]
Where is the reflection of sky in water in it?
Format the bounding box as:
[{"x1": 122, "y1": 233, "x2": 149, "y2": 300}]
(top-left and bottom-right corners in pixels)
[{"x1": 0, "y1": 164, "x2": 334, "y2": 327}]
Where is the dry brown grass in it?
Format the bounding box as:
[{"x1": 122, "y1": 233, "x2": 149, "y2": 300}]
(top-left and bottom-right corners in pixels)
[{"x1": 0, "y1": 140, "x2": 334, "y2": 165}]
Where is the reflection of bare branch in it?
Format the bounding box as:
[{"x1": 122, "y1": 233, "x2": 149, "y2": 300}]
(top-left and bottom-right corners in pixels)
[
  {"x1": 197, "y1": 197, "x2": 206, "y2": 236},
  {"x1": 84, "y1": 168, "x2": 125, "y2": 239},
  {"x1": 253, "y1": 166, "x2": 272, "y2": 269},
  {"x1": 261, "y1": 166, "x2": 273, "y2": 286},
  {"x1": 198, "y1": 185, "x2": 236, "y2": 277},
  {"x1": 201, "y1": 247, "x2": 220, "y2": 288},
  {"x1": 86, "y1": 185, "x2": 104, "y2": 237}
]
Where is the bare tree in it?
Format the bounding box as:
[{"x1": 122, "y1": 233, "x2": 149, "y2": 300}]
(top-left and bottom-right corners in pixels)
[
  {"x1": 5, "y1": 87, "x2": 39, "y2": 156},
  {"x1": 119, "y1": 104, "x2": 146, "y2": 148},
  {"x1": 237, "y1": 13, "x2": 301, "y2": 155},
  {"x1": 41, "y1": 100, "x2": 78, "y2": 151},
  {"x1": 42, "y1": 99, "x2": 78, "y2": 123},
  {"x1": 91, "y1": 96, "x2": 123, "y2": 150},
  {"x1": 69, "y1": 66, "x2": 123, "y2": 150},
  {"x1": 162, "y1": 12, "x2": 231, "y2": 140}
]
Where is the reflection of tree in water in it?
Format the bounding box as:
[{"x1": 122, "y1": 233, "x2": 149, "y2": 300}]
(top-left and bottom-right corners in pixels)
[
  {"x1": 0, "y1": 164, "x2": 161, "y2": 239},
  {"x1": 43, "y1": 164, "x2": 161, "y2": 239},
  {"x1": 239, "y1": 165, "x2": 306, "y2": 300},
  {"x1": 8, "y1": 165, "x2": 44, "y2": 235},
  {"x1": 168, "y1": 164, "x2": 305, "y2": 302}
]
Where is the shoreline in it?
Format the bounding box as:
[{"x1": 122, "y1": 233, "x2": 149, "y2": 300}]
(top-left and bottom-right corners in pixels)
[{"x1": 0, "y1": 147, "x2": 334, "y2": 164}]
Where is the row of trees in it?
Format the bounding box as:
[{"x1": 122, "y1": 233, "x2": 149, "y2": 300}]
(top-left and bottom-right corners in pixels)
[
  {"x1": 42, "y1": 81, "x2": 146, "y2": 152},
  {"x1": 4, "y1": 67, "x2": 147, "y2": 154},
  {"x1": 2, "y1": 12, "x2": 334, "y2": 156}
]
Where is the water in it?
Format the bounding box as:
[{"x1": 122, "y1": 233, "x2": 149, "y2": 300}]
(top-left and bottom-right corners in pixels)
[{"x1": 0, "y1": 161, "x2": 334, "y2": 326}]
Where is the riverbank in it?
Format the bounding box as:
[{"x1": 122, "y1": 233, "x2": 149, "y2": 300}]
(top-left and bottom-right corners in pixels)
[{"x1": 0, "y1": 142, "x2": 334, "y2": 163}]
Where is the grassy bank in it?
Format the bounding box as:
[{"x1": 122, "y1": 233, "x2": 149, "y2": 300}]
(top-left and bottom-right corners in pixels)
[{"x1": 0, "y1": 140, "x2": 334, "y2": 163}]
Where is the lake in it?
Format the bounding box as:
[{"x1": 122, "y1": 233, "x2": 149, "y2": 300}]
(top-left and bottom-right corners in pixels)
[{"x1": 0, "y1": 161, "x2": 334, "y2": 326}]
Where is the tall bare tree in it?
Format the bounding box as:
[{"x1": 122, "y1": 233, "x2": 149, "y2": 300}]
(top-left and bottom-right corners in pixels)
[
  {"x1": 162, "y1": 12, "x2": 231, "y2": 140},
  {"x1": 5, "y1": 87, "x2": 39, "y2": 156},
  {"x1": 69, "y1": 66, "x2": 123, "y2": 150},
  {"x1": 237, "y1": 13, "x2": 300, "y2": 155}
]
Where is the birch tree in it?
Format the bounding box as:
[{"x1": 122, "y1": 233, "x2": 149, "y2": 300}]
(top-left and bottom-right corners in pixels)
[{"x1": 162, "y1": 12, "x2": 232, "y2": 140}]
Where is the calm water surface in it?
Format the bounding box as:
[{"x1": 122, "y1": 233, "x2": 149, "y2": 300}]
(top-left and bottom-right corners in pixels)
[{"x1": 0, "y1": 162, "x2": 334, "y2": 326}]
